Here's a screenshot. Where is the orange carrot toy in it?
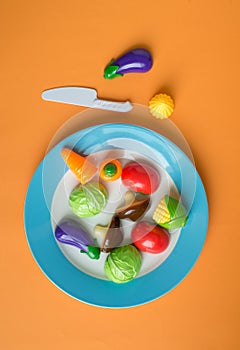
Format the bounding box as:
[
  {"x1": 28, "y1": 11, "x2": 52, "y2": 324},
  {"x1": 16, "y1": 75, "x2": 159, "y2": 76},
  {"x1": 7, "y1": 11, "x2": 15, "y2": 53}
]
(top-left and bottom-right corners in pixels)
[{"x1": 61, "y1": 147, "x2": 97, "y2": 184}]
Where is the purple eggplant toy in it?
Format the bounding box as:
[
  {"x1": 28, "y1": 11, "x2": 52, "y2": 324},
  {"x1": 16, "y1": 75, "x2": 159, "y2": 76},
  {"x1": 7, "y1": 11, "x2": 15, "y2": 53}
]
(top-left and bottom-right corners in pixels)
[
  {"x1": 104, "y1": 48, "x2": 153, "y2": 79},
  {"x1": 55, "y1": 218, "x2": 100, "y2": 259}
]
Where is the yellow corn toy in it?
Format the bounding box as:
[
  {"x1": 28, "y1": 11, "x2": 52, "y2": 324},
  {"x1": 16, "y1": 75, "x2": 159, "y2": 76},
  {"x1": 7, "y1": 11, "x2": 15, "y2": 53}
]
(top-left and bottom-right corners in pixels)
[{"x1": 152, "y1": 195, "x2": 188, "y2": 229}]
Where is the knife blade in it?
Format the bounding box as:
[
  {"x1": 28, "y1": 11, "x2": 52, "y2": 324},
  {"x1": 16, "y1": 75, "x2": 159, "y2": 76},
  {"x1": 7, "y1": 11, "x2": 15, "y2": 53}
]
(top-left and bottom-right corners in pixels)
[{"x1": 41, "y1": 87, "x2": 133, "y2": 112}]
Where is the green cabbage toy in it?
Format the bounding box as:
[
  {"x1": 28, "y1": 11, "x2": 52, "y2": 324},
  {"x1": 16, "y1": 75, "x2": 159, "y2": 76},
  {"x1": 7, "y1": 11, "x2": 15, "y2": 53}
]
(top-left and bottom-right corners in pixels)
[
  {"x1": 104, "y1": 245, "x2": 142, "y2": 283},
  {"x1": 69, "y1": 182, "x2": 108, "y2": 218}
]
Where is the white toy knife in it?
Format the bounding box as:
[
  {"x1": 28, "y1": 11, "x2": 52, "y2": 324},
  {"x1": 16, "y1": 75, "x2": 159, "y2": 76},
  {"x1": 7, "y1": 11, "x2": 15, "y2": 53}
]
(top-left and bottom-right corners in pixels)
[{"x1": 41, "y1": 87, "x2": 133, "y2": 112}]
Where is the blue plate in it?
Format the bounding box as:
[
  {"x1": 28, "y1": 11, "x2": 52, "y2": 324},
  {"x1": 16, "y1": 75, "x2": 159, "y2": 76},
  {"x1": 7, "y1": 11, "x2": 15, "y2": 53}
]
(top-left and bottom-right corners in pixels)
[{"x1": 24, "y1": 124, "x2": 208, "y2": 308}]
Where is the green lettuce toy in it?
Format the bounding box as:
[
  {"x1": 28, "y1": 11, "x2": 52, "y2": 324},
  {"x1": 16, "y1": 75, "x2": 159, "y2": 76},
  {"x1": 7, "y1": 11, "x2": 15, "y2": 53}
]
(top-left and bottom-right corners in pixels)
[
  {"x1": 104, "y1": 245, "x2": 142, "y2": 283},
  {"x1": 69, "y1": 182, "x2": 108, "y2": 218}
]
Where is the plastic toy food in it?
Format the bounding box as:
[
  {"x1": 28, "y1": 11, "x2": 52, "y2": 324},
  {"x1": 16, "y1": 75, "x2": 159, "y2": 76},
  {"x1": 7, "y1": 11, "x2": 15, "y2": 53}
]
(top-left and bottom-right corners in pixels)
[
  {"x1": 99, "y1": 159, "x2": 122, "y2": 182},
  {"x1": 61, "y1": 147, "x2": 97, "y2": 184},
  {"x1": 152, "y1": 195, "x2": 188, "y2": 229},
  {"x1": 131, "y1": 221, "x2": 170, "y2": 254},
  {"x1": 55, "y1": 218, "x2": 100, "y2": 259},
  {"x1": 121, "y1": 162, "x2": 160, "y2": 194},
  {"x1": 69, "y1": 182, "x2": 108, "y2": 217},
  {"x1": 94, "y1": 215, "x2": 123, "y2": 252},
  {"x1": 149, "y1": 93, "x2": 175, "y2": 119},
  {"x1": 104, "y1": 48, "x2": 153, "y2": 79},
  {"x1": 104, "y1": 245, "x2": 142, "y2": 283},
  {"x1": 116, "y1": 191, "x2": 150, "y2": 221}
]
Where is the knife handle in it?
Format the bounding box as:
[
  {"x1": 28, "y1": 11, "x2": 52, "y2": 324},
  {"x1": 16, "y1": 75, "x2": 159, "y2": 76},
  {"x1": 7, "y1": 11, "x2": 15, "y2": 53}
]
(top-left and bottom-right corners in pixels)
[{"x1": 93, "y1": 99, "x2": 133, "y2": 112}]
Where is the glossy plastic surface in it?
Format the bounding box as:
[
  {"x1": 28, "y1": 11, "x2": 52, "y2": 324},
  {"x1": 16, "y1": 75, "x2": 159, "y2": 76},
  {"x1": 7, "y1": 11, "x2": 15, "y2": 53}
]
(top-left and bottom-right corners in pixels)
[
  {"x1": 55, "y1": 218, "x2": 100, "y2": 259},
  {"x1": 104, "y1": 49, "x2": 153, "y2": 79},
  {"x1": 132, "y1": 222, "x2": 170, "y2": 253},
  {"x1": 121, "y1": 161, "x2": 160, "y2": 194}
]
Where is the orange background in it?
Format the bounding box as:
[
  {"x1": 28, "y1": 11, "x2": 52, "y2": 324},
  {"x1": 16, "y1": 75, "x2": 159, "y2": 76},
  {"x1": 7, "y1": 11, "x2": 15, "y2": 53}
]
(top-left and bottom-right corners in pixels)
[{"x1": 1, "y1": 0, "x2": 240, "y2": 349}]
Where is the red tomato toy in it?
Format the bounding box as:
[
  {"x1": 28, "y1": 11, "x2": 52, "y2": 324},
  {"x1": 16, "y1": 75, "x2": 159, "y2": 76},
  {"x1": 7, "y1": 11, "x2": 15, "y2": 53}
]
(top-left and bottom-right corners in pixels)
[
  {"x1": 121, "y1": 162, "x2": 160, "y2": 194},
  {"x1": 131, "y1": 221, "x2": 170, "y2": 254}
]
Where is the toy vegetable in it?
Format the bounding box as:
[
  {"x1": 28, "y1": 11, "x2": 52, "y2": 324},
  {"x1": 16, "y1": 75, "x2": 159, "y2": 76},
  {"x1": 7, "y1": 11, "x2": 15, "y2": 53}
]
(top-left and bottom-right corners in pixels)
[
  {"x1": 69, "y1": 182, "x2": 108, "y2": 218},
  {"x1": 94, "y1": 215, "x2": 123, "y2": 252},
  {"x1": 104, "y1": 48, "x2": 153, "y2": 79},
  {"x1": 99, "y1": 159, "x2": 122, "y2": 182},
  {"x1": 104, "y1": 245, "x2": 142, "y2": 283},
  {"x1": 152, "y1": 195, "x2": 188, "y2": 229},
  {"x1": 61, "y1": 147, "x2": 97, "y2": 185},
  {"x1": 131, "y1": 221, "x2": 170, "y2": 254},
  {"x1": 121, "y1": 162, "x2": 160, "y2": 194},
  {"x1": 55, "y1": 218, "x2": 100, "y2": 259},
  {"x1": 116, "y1": 191, "x2": 150, "y2": 221},
  {"x1": 149, "y1": 93, "x2": 175, "y2": 119}
]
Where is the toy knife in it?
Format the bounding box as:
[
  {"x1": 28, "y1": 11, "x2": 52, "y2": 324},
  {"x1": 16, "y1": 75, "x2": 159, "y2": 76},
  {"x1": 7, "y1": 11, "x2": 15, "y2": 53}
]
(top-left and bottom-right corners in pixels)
[{"x1": 41, "y1": 87, "x2": 133, "y2": 112}]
